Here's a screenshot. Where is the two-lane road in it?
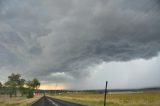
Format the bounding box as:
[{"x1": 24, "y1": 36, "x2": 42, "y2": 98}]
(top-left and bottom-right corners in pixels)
[{"x1": 28, "y1": 96, "x2": 86, "y2": 106}]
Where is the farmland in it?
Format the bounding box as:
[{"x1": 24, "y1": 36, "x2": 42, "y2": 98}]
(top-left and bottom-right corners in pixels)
[
  {"x1": 0, "y1": 91, "x2": 160, "y2": 106},
  {"x1": 49, "y1": 91, "x2": 160, "y2": 106}
]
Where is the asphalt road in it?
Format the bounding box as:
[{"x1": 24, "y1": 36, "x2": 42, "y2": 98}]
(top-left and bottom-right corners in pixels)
[{"x1": 28, "y1": 96, "x2": 86, "y2": 106}]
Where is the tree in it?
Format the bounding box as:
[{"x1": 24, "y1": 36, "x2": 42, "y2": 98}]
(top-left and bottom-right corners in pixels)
[
  {"x1": 0, "y1": 82, "x2": 3, "y2": 95},
  {"x1": 3, "y1": 73, "x2": 40, "y2": 98},
  {"x1": 5, "y1": 73, "x2": 25, "y2": 97},
  {"x1": 0, "y1": 82, "x2": 2, "y2": 88},
  {"x1": 18, "y1": 79, "x2": 26, "y2": 96},
  {"x1": 32, "y1": 78, "x2": 40, "y2": 89},
  {"x1": 26, "y1": 78, "x2": 40, "y2": 89},
  {"x1": 19, "y1": 79, "x2": 25, "y2": 87},
  {"x1": 26, "y1": 80, "x2": 34, "y2": 98},
  {"x1": 26, "y1": 78, "x2": 40, "y2": 98},
  {"x1": 32, "y1": 78, "x2": 40, "y2": 96},
  {"x1": 5, "y1": 73, "x2": 21, "y2": 87}
]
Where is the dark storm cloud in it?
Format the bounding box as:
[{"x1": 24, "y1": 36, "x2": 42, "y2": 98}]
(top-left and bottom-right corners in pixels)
[{"x1": 0, "y1": 0, "x2": 160, "y2": 83}]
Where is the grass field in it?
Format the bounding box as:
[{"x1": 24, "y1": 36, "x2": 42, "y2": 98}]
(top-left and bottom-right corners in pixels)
[
  {"x1": 49, "y1": 91, "x2": 160, "y2": 106},
  {"x1": 0, "y1": 95, "x2": 41, "y2": 106},
  {"x1": 0, "y1": 91, "x2": 160, "y2": 106}
]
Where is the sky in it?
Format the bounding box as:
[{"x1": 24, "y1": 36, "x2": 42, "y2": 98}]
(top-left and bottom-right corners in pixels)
[{"x1": 0, "y1": 0, "x2": 160, "y2": 90}]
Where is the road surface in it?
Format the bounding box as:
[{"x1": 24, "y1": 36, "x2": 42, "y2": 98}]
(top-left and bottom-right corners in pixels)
[{"x1": 28, "y1": 96, "x2": 86, "y2": 106}]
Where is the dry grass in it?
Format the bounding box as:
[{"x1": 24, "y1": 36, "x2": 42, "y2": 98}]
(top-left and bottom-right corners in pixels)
[
  {"x1": 48, "y1": 91, "x2": 160, "y2": 106},
  {"x1": 0, "y1": 95, "x2": 41, "y2": 106}
]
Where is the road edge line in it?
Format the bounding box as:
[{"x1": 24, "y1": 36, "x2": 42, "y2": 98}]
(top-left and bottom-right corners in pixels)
[
  {"x1": 27, "y1": 96, "x2": 44, "y2": 106},
  {"x1": 47, "y1": 96, "x2": 86, "y2": 106},
  {"x1": 47, "y1": 98, "x2": 59, "y2": 106}
]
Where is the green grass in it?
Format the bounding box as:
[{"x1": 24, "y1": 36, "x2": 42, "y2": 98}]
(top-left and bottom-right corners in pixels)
[
  {"x1": 48, "y1": 91, "x2": 160, "y2": 106},
  {"x1": 0, "y1": 95, "x2": 41, "y2": 106}
]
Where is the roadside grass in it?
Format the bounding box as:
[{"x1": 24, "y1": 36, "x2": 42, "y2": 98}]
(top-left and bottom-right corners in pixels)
[
  {"x1": 0, "y1": 95, "x2": 41, "y2": 106},
  {"x1": 48, "y1": 91, "x2": 160, "y2": 106}
]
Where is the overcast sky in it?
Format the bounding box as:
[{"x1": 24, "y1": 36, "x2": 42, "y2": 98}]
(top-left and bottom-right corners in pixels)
[{"x1": 0, "y1": 0, "x2": 160, "y2": 89}]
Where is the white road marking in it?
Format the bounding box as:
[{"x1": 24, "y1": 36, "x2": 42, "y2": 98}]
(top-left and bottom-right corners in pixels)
[
  {"x1": 28, "y1": 97, "x2": 42, "y2": 106},
  {"x1": 48, "y1": 98, "x2": 59, "y2": 106}
]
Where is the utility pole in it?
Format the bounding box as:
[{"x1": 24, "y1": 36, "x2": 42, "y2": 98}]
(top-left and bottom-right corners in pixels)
[{"x1": 104, "y1": 81, "x2": 108, "y2": 106}]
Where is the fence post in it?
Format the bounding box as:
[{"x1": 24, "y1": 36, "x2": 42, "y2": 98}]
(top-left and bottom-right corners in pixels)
[{"x1": 104, "y1": 81, "x2": 108, "y2": 106}]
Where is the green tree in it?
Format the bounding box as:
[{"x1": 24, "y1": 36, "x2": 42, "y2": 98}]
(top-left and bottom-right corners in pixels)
[
  {"x1": 32, "y1": 78, "x2": 40, "y2": 96},
  {"x1": 26, "y1": 78, "x2": 40, "y2": 98},
  {"x1": 0, "y1": 82, "x2": 2, "y2": 88},
  {"x1": 26, "y1": 78, "x2": 40, "y2": 89},
  {"x1": 5, "y1": 73, "x2": 25, "y2": 97},
  {"x1": 4, "y1": 73, "x2": 40, "y2": 98},
  {"x1": 26, "y1": 80, "x2": 34, "y2": 98},
  {"x1": 5, "y1": 73, "x2": 21, "y2": 87},
  {"x1": 18, "y1": 79, "x2": 26, "y2": 96},
  {"x1": 19, "y1": 79, "x2": 25, "y2": 87},
  {"x1": 0, "y1": 82, "x2": 2, "y2": 95},
  {"x1": 32, "y1": 78, "x2": 40, "y2": 89},
  {"x1": 26, "y1": 80, "x2": 33, "y2": 89}
]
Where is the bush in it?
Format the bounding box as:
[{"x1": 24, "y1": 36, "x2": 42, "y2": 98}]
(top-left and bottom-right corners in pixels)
[{"x1": 27, "y1": 89, "x2": 34, "y2": 98}]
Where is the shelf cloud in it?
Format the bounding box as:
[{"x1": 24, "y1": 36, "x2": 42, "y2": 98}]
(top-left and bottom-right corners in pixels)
[{"x1": 0, "y1": 0, "x2": 160, "y2": 89}]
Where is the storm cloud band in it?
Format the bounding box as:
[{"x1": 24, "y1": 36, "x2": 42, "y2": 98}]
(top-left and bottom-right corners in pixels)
[{"x1": 0, "y1": 0, "x2": 160, "y2": 86}]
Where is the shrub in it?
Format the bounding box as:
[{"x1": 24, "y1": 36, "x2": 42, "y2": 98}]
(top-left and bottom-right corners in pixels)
[{"x1": 27, "y1": 89, "x2": 34, "y2": 98}]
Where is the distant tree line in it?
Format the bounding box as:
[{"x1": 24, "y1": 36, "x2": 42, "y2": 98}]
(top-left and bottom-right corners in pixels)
[{"x1": 0, "y1": 73, "x2": 40, "y2": 98}]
